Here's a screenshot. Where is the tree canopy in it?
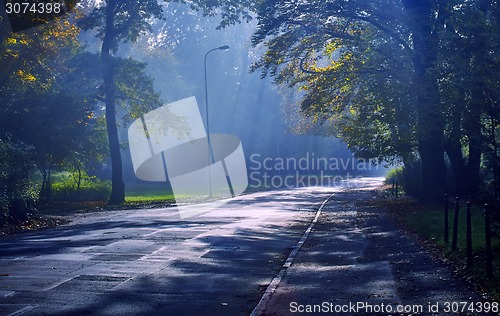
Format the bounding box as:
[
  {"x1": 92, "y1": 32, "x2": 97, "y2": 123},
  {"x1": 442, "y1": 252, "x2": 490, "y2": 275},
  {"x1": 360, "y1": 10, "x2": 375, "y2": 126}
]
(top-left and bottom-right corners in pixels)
[
  {"x1": 1, "y1": 0, "x2": 498, "y2": 218},
  {"x1": 250, "y1": 0, "x2": 499, "y2": 199},
  {"x1": 0, "y1": 2, "x2": 168, "y2": 217},
  {"x1": 77, "y1": 0, "x2": 256, "y2": 204}
]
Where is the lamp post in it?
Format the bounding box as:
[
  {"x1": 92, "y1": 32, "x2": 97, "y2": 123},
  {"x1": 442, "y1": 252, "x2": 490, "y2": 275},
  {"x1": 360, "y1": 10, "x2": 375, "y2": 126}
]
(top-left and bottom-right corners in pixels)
[{"x1": 204, "y1": 45, "x2": 230, "y2": 197}]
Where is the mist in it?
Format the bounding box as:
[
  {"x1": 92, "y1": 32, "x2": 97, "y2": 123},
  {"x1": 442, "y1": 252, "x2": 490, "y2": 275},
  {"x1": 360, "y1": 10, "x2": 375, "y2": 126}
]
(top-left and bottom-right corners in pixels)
[{"x1": 77, "y1": 3, "x2": 385, "y2": 192}]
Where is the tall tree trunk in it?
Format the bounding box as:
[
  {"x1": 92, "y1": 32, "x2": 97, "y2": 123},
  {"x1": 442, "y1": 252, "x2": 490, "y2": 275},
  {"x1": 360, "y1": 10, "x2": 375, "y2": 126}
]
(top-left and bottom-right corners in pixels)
[
  {"x1": 444, "y1": 102, "x2": 482, "y2": 196},
  {"x1": 102, "y1": 0, "x2": 125, "y2": 205},
  {"x1": 461, "y1": 1, "x2": 492, "y2": 195},
  {"x1": 463, "y1": 94, "x2": 482, "y2": 195},
  {"x1": 445, "y1": 139, "x2": 466, "y2": 194},
  {"x1": 403, "y1": 0, "x2": 446, "y2": 200},
  {"x1": 445, "y1": 102, "x2": 467, "y2": 195},
  {"x1": 444, "y1": 3, "x2": 489, "y2": 197}
]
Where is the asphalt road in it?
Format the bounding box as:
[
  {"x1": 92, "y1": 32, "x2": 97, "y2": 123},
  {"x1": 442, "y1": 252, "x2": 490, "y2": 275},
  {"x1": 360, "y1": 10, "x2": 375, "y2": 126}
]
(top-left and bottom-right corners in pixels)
[
  {"x1": 0, "y1": 181, "x2": 357, "y2": 316},
  {"x1": 0, "y1": 178, "x2": 489, "y2": 316}
]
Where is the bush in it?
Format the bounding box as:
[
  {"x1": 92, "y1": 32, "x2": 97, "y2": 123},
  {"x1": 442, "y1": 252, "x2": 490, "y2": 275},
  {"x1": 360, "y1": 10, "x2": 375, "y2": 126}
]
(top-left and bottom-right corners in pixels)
[
  {"x1": 0, "y1": 138, "x2": 37, "y2": 222},
  {"x1": 51, "y1": 176, "x2": 111, "y2": 201},
  {"x1": 385, "y1": 166, "x2": 404, "y2": 185},
  {"x1": 384, "y1": 160, "x2": 422, "y2": 197}
]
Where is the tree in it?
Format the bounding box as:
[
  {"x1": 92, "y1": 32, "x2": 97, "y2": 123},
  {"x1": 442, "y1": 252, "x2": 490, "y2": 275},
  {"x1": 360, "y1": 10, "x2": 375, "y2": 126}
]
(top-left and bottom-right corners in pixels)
[
  {"x1": 1, "y1": 3, "x2": 181, "y2": 210},
  {"x1": 0, "y1": 17, "x2": 99, "y2": 202},
  {"x1": 401, "y1": 0, "x2": 446, "y2": 199},
  {"x1": 437, "y1": 0, "x2": 499, "y2": 196},
  {"x1": 78, "y1": 0, "x2": 255, "y2": 204},
  {"x1": 0, "y1": 16, "x2": 154, "y2": 203},
  {"x1": 0, "y1": 138, "x2": 36, "y2": 222},
  {"x1": 180, "y1": 0, "x2": 254, "y2": 29},
  {"x1": 250, "y1": 1, "x2": 428, "y2": 190},
  {"x1": 78, "y1": 0, "x2": 164, "y2": 204},
  {"x1": 249, "y1": 0, "x2": 497, "y2": 200}
]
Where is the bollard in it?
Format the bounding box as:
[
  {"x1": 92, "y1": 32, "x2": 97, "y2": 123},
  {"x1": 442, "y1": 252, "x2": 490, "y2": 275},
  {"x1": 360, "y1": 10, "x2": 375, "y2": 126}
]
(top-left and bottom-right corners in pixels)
[
  {"x1": 484, "y1": 204, "x2": 493, "y2": 277},
  {"x1": 444, "y1": 194, "x2": 449, "y2": 243},
  {"x1": 452, "y1": 197, "x2": 459, "y2": 251},
  {"x1": 466, "y1": 201, "x2": 472, "y2": 268}
]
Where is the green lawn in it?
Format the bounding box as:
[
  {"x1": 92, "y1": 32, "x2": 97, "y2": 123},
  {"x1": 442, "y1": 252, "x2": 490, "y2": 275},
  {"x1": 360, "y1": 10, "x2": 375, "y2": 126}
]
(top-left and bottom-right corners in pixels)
[
  {"x1": 400, "y1": 200, "x2": 500, "y2": 300},
  {"x1": 125, "y1": 192, "x2": 175, "y2": 203},
  {"x1": 405, "y1": 204, "x2": 496, "y2": 252},
  {"x1": 124, "y1": 183, "x2": 240, "y2": 204}
]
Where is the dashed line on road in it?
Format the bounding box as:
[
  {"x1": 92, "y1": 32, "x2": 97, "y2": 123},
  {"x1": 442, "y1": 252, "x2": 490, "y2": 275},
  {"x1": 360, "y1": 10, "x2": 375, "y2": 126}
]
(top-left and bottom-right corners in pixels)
[{"x1": 250, "y1": 193, "x2": 335, "y2": 316}]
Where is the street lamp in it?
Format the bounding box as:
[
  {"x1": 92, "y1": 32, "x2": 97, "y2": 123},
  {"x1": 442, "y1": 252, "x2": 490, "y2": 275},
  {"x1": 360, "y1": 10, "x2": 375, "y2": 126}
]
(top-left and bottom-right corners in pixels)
[{"x1": 204, "y1": 45, "x2": 230, "y2": 197}]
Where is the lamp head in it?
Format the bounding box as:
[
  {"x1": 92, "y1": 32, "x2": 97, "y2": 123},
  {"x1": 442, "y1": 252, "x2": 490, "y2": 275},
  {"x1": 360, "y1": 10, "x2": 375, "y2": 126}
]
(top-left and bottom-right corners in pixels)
[{"x1": 218, "y1": 45, "x2": 230, "y2": 50}]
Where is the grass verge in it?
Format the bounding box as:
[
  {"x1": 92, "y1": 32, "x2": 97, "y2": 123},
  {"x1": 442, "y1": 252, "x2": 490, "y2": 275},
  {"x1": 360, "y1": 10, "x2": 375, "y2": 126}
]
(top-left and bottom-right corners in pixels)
[
  {"x1": 373, "y1": 185, "x2": 499, "y2": 301},
  {"x1": 1, "y1": 189, "x2": 177, "y2": 236}
]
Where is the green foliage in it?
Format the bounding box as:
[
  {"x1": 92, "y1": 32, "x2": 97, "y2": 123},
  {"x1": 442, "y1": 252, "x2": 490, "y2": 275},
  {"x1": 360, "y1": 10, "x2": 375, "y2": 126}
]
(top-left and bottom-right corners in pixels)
[
  {"x1": 250, "y1": 0, "x2": 417, "y2": 165},
  {"x1": 183, "y1": 0, "x2": 255, "y2": 29},
  {"x1": 113, "y1": 57, "x2": 163, "y2": 122},
  {"x1": 51, "y1": 171, "x2": 111, "y2": 201},
  {"x1": 0, "y1": 138, "x2": 37, "y2": 222},
  {"x1": 250, "y1": 0, "x2": 500, "y2": 200},
  {"x1": 0, "y1": 18, "x2": 108, "y2": 203},
  {"x1": 385, "y1": 162, "x2": 422, "y2": 197},
  {"x1": 78, "y1": 0, "x2": 164, "y2": 53},
  {"x1": 385, "y1": 167, "x2": 404, "y2": 184},
  {"x1": 435, "y1": 1, "x2": 499, "y2": 197}
]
